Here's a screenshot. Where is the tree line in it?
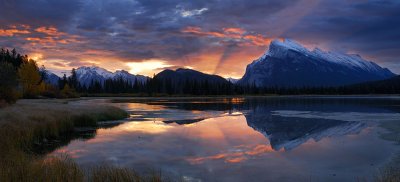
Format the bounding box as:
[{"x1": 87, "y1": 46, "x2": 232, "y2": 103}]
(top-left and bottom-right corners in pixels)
[
  {"x1": 71, "y1": 76, "x2": 257, "y2": 96},
  {"x1": 75, "y1": 76, "x2": 399, "y2": 96},
  {"x1": 0, "y1": 48, "x2": 77, "y2": 105},
  {"x1": 1, "y1": 48, "x2": 398, "y2": 105}
]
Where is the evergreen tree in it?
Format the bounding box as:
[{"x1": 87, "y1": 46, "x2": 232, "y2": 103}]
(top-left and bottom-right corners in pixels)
[
  {"x1": 69, "y1": 68, "x2": 79, "y2": 90},
  {"x1": 0, "y1": 62, "x2": 19, "y2": 103}
]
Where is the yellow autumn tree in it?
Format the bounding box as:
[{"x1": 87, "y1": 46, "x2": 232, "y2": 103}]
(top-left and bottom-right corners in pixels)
[{"x1": 18, "y1": 59, "x2": 42, "y2": 98}]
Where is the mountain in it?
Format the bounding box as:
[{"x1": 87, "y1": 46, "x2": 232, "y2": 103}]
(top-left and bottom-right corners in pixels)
[
  {"x1": 154, "y1": 68, "x2": 229, "y2": 84},
  {"x1": 246, "y1": 112, "x2": 365, "y2": 151},
  {"x1": 113, "y1": 70, "x2": 148, "y2": 84},
  {"x1": 238, "y1": 39, "x2": 396, "y2": 87},
  {"x1": 75, "y1": 66, "x2": 148, "y2": 87},
  {"x1": 226, "y1": 77, "x2": 239, "y2": 84},
  {"x1": 41, "y1": 69, "x2": 60, "y2": 86},
  {"x1": 243, "y1": 102, "x2": 366, "y2": 151}
]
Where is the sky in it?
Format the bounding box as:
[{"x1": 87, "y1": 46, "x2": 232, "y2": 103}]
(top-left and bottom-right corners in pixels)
[{"x1": 0, "y1": 0, "x2": 399, "y2": 78}]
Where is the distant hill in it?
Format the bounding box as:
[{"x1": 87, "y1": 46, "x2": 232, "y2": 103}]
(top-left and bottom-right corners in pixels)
[
  {"x1": 238, "y1": 39, "x2": 395, "y2": 87},
  {"x1": 153, "y1": 68, "x2": 232, "y2": 95},
  {"x1": 154, "y1": 68, "x2": 229, "y2": 84}
]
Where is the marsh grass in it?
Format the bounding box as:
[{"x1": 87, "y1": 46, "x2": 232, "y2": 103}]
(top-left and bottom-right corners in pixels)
[
  {"x1": 375, "y1": 121, "x2": 400, "y2": 182},
  {"x1": 0, "y1": 99, "x2": 164, "y2": 181},
  {"x1": 375, "y1": 154, "x2": 400, "y2": 182},
  {"x1": 376, "y1": 168, "x2": 400, "y2": 182}
]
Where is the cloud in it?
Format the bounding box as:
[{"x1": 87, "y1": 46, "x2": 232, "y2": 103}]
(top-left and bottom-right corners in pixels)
[
  {"x1": 0, "y1": 0, "x2": 83, "y2": 27},
  {"x1": 0, "y1": 25, "x2": 30, "y2": 36},
  {"x1": 1, "y1": 0, "x2": 399, "y2": 76},
  {"x1": 178, "y1": 7, "x2": 208, "y2": 18},
  {"x1": 182, "y1": 26, "x2": 273, "y2": 46},
  {"x1": 186, "y1": 144, "x2": 274, "y2": 164},
  {"x1": 127, "y1": 60, "x2": 174, "y2": 75}
]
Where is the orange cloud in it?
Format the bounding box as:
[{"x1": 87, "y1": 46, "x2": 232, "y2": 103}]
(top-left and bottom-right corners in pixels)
[
  {"x1": 223, "y1": 27, "x2": 246, "y2": 34},
  {"x1": 243, "y1": 34, "x2": 273, "y2": 46},
  {"x1": 25, "y1": 26, "x2": 81, "y2": 45},
  {"x1": 186, "y1": 144, "x2": 274, "y2": 164},
  {"x1": 0, "y1": 26, "x2": 30, "y2": 36},
  {"x1": 25, "y1": 36, "x2": 70, "y2": 45},
  {"x1": 245, "y1": 145, "x2": 273, "y2": 155},
  {"x1": 225, "y1": 156, "x2": 247, "y2": 163},
  {"x1": 35, "y1": 26, "x2": 65, "y2": 37},
  {"x1": 182, "y1": 26, "x2": 225, "y2": 38},
  {"x1": 0, "y1": 24, "x2": 80, "y2": 45},
  {"x1": 182, "y1": 26, "x2": 273, "y2": 46}
]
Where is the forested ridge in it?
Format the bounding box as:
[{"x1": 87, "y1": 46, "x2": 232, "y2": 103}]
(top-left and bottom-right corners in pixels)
[{"x1": 1, "y1": 49, "x2": 399, "y2": 105}]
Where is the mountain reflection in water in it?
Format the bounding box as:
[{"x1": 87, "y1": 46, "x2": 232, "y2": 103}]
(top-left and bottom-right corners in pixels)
[{"x1": 54, "y1": 97, "x2": 400, "y2": 182}]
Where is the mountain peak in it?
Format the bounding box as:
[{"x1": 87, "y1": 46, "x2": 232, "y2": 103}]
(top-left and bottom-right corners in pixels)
[
  {"x1": 239, "y1": 38, "x2": 395, "y2": 87},
  {"x1": 175, "y1": 68, "x2": 201, "y2": 74},
  {"x1": 270, "y1": 39, "x2": 308, "y2": 52},
  {"x1": 226, "y1": 77, "x2": 239, "y2": 83},
  {"x1": 75, "y1": 66, "x2": 148, "y2": 86},
  {"x1": 256, "y1": 39, "x2": 309, "y2": 62},
  {"x1": 78, "y1": 65, "x2": 101, "y2": 70},
  {"x1": 115, "y1": 70, "x2": 130, "y2": 74}
]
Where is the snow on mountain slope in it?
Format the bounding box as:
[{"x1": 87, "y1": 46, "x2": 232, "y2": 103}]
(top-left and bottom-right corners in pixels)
[
  {"x1": 238, "y1": 39, "x2": 395, "y2": 87},
  {"x1": 226, "y1": 77, "x2": 239, "y2": 84},
  {"x1": 76, "y1": 66, "x2": 149, "y2": 87},
  {"x1": 114, "y1": 70, "x2": 148, "y2": 83}
]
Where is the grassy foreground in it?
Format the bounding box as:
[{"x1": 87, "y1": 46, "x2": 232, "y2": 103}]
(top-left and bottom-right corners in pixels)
[
  {"x1": 375, "y1": 120, "x2": 400, "y2": 182},
  {"x1": 0, "y1": 99, "x2": 161, "y2": 182}
]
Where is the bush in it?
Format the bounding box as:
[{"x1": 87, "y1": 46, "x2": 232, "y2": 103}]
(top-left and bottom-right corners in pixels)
[{"x1": 60, "y1": 84, "x2": 79, "y2": 98}]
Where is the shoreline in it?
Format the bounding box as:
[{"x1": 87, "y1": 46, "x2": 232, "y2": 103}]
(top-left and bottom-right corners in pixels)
[
  {"x1": 1, "y1": 98, "x2": 399, "y2": 181},
  {"x1": 0, "y1": 99, "x2": 161, "y2": 181},
  {"x1": 77, "y1": 94, "x2": 400, "y2": 100}
]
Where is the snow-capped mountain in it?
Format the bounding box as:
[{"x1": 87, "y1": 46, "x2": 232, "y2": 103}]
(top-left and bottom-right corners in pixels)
[
  {"x1": 113, "y1": 70, "x2": 149, "y2": 84},
  {"x1": 75, "y1": 66, "x2": 148, "y2": 87},
  {"x1": 226, "y1": 77, "x2": 239, "y2": 84},
  {"x1": 238, "y1": 39, "x2": 396, "y2": 87},
  {"x1": 242, "y1": 102, "x2": 367, "y2": 151},
  {"x1": 246, "y1": 112, "x2": 365, "y2": 151}
]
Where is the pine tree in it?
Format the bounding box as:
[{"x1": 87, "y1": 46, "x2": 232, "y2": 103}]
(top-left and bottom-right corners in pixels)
[
  {"x1": 69, "y1": 68, "x2": 79, "y2": 90},
  {"x1": 0, "y1": 62, "x2": 19, "y2": 103}
]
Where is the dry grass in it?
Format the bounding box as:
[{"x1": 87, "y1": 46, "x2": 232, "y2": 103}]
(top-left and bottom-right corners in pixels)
[
  {"x1": 375, "y1": 121, "x2": 400, "y2": 182},
  {"x1": 0, "y1": 99, "x2": 164, "y2": 181},
  {"x1": 376, "y1": 167, "x2": 400, "y2": 182},
  {"x1": 0, "y1": 99, "x2": 128, "y2": 153}
]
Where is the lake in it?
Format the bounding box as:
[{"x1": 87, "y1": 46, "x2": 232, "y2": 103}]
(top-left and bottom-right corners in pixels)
[{"x1": 51, "y1": 96, "x2": 400, "y2": 182}]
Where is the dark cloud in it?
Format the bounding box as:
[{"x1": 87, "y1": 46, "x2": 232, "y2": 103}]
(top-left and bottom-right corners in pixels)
[
  {"x1": 0, "y1": 0, "x2": 83, "y2": 28},
  {"x1": 1, "y1": 0, "x2": 399, "y2": 75},
  {"x1": 283, "y1": 0, "x2": 400, "y2": 70}
]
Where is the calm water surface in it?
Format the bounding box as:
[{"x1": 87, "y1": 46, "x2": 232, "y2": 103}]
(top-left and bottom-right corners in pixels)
[{"x1": 52, "y1": 97, "x2": 400, "y2": 182}]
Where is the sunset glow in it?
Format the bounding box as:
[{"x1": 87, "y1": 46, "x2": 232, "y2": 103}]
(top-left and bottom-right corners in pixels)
[
  {"x1": 127, "y1": 60, "x2": 173, "y2": 75},
  {"x1": 1, "y1": 0, "x2": 399, "y2": 76},
  {"x1": 2, "y1": 1, "x2": 400, "y2": 181}
]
